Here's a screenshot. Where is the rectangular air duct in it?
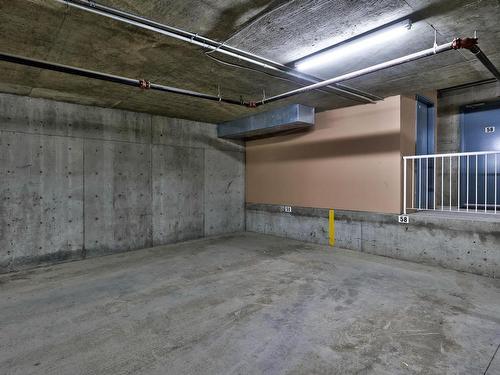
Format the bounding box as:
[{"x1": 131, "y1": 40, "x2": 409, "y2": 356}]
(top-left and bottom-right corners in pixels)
[{"x1": 217, "y1": 104, "x2": 315, "y2": 139}]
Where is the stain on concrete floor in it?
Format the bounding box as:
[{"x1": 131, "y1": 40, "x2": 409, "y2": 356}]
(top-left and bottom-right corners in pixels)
[{"x1": 0, "y1": 232, "x2": 499, "y2": 374}]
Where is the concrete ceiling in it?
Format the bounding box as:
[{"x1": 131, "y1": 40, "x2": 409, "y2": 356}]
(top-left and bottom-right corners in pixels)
[{"x1": 0, "y1": 0, "x2": 499, "y2": 123}]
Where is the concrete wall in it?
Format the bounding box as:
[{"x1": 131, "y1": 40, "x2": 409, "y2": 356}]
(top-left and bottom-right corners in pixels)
[
  {"x1": 246, "y1": 96, "x2": 404, "y2": 214},
  {"x1": 438, "y1": 81, "x2": 500, "y2": 154},
  {"x1": 246, "y1": 204, "x2": 500, "y2": 277},
  {"x1": 0, "y1": 93, "x2": 245, "y2": 272}
]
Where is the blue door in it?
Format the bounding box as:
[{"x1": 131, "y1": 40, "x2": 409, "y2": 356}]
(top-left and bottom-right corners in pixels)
[
  {"x1": 460, "y1": 103, "x2": 500, "y2": 210},
  {"x1": 415, "y1": 96, "x2": 435, "y2": 209}
]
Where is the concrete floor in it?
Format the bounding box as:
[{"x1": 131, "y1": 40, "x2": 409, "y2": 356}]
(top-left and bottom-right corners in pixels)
[{"x1": 1, "y1": 233, "x2": 499, "y2": 375}]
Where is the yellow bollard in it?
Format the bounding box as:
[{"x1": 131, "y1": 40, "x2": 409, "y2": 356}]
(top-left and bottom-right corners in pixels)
[{"x1": 329, "y1": 209, "x2": 335, "y2": 247}]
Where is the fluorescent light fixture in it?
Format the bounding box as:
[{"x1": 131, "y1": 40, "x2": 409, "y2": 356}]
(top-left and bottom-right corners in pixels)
[{"x1": 295, "y1": 19, "x2": 412, "y2": 71}]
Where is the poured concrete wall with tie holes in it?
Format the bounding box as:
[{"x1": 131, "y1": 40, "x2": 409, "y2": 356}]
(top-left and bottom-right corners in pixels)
[{"x1": 0, "y1": 93, "x2": 245, "y2": 272}]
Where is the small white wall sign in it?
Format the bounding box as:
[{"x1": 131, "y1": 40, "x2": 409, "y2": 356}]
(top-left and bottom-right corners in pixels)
[
  {"x1": 283, "y1": 206, "x2": 292, "y2": 213},
  {"x1": 485, "y1": 126, "x2": 495, "y2": 133},
  {"x1": 398, "y1": 215, "x2": 409, "y2": 224}
]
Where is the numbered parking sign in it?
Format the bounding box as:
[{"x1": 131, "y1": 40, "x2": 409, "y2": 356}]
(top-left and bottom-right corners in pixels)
[{"x1": 398, "y1": 215, "x2": 409, "y2": 224}]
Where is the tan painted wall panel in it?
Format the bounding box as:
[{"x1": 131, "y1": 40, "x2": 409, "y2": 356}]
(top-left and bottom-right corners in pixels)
[{"x1": 246, "y1": 96, "x2": 403, "y2": 214}]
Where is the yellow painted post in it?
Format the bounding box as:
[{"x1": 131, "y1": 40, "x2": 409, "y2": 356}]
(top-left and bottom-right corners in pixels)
[{"x1": 329, "y1": 209, "x2": 335, "y2": 247}]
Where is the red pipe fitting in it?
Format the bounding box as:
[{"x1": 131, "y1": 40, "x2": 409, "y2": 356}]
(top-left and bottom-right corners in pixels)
[
  {"x1": 139, "y1": 79, "x2": 151, "y2": 89},
  {"x1": 452, "y1": 38, "x2": 478, "y2": 50}
]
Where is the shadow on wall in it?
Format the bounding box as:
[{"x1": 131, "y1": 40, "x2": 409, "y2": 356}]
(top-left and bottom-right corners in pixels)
[{"x1": 247, "y1": 131, "x2": 400, "y2": 161}]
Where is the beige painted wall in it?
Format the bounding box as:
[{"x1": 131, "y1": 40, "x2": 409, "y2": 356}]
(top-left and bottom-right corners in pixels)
[{"x1": 246, "y1": 96, "x2": 406, "y2": 214}]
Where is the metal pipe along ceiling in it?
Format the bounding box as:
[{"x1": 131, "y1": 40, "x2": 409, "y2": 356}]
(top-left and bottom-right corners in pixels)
[
  {"x1": 54, "y1": 0, "x2": 381, "y2": 103},
  {"x1": 470, "y1": 46, "x2": 500, "y2": 81},
  {"x1": 0, "y1": 52, "x2": 244, "y2": 106},
  {"x1": 254, "y1": 37, "x2": 500, "y2": 106},
  {"x1": 255, "y1": 42, "x2": 456, "y2": 106},
  {"x1": 0, "y1": 38, "x2": 494, "y2": 108}
]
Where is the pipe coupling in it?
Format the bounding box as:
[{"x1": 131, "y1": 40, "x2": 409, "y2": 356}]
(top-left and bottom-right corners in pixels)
[
  {"x1": 139, "y1": 79, "x2": 151, "y2": 89},
  {"x1": 451, "y1": 38, "x2": 478, "y2": 50}
]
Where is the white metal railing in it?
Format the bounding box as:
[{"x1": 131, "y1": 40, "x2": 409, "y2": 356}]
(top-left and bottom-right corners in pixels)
[{"x1": 403, "y1": 151, "x2": 500, "y2": 215}]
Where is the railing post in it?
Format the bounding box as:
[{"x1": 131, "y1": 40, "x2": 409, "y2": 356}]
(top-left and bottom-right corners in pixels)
[
  {"x1": 426, "y1": 158, "x2": 429, "y2": 210},
  {"x1": 457, "y1": 156, "x2": 460, "y2": 212},
  {"x1": 441, "y1": 157, "x2": 444, "y2": 211},
  {"x1": 485, "y1": 154, "x2": 488, "y2": 213},
  {"x1": 403, "y1": 158, "x2": 407, "y2": 215},
  {"x1": 476, "y1": 155, "x2": 478, "y2": 212},
  {"x1": 434, "y1": 156, "x2": 436, "y2": 210},
  {"x1": 467, "y1": 155, "x2": 470, "y2": 212},
  {"x1": 449, "y1": 156, "x2": 452, "y2": 211},
  {"x1": 495, "y1": 153, "x2": 498, "y2": 214},
  {"x1": 412, "y1": 160, "x2": 415, "y2": 209},
  {"x1": 419, "y1": 158, "x2": 422, "y2": 210}
]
